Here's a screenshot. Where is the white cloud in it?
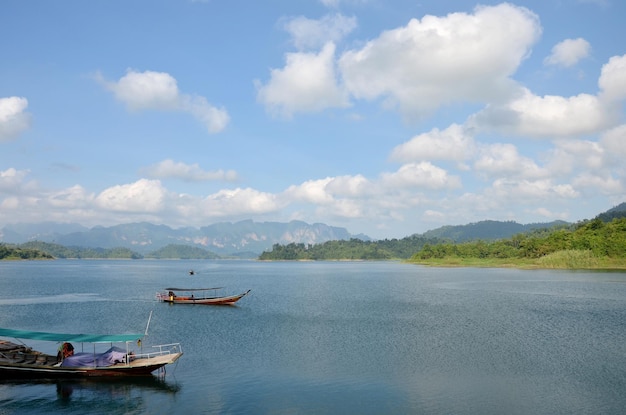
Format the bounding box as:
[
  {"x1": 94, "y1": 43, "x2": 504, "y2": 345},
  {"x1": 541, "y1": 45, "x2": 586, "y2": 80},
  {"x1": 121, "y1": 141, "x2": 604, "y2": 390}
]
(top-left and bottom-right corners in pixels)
[
  {"x1": 544, "y1": 38, "x2": 591, "y2": 67},
  {"x1": 141, "y1": 159, "x2": 238, "y2": 182},
  {"x1": 284, "y1": 13, "x2": 357, "y2": 50},
  {"x1": 380, "y1": 162, "x2": 461, "y2": 190},
  {"x1": 467, "y1": 53, "x2": 626, "y2": 138},
  {"x1": 49, "y1": 185, "x2": 94, "y2": 208},
  {"x1": 600, "y1": 124, "x2": 626, "y2": 159},
  {"x1": 572, "y1": 173, "x2": 623, "y2": 195},
  {"x1": 181, "y1": 95, "x2": 230, "y2": 134},
  {"x1": 389, "y1": 124, "x2": 475, "y2": 162},
  {"x1": 103, "y1": 70, "x2": 179, "y2": 111},
  {"x1": 284, "y1": 175, "x2": 372, "y2": 205},
  {"x1": 338, "y1": 3, "x2": 541, "y2": 119},
  {"x1": 489, "y1": 178, "x2": 579, "y2": 200},
  {"x1": 469, "y1": 87, "x2": 613, "y2": 138},
  {"x1": 0, "y1": 168, "x2": 30, "y2": 192},
  {"x1": 551, "y1": 139, "x2": 605, "y2": 171},
  {"x1": 324, "y1": 174, "x2": 371, "y2": 197},
  {"x1": 0, "y1": 97, "x2": 32, "y2": 142},
  {"x1": 201, "y1": 188, "x2": 280, "y2": 217},
  {"x1": 95, "y1": 179, "x2": 167, "y2": 212},
  {"x1": 598, "y1": 54, "x2": 626, "y2": 103},
  {"x1": 98, "y1": 69, "x2": 229, "y2": 133},
  {"x1": 256, "y1": 43, "x2": 350, "y2": 117},
  {"x1": 284, "y1": 178, "x2": 336, "y2": 204},
  {"x1": 474, "y1": 143, "x2": 548, "y2": 180}
]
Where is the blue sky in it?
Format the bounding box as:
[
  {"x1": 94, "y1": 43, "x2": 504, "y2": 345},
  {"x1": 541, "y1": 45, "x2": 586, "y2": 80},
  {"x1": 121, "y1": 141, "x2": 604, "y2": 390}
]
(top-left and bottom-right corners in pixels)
[{"x1": 1, "y1": 0, "x2": 625, "y2": 240}]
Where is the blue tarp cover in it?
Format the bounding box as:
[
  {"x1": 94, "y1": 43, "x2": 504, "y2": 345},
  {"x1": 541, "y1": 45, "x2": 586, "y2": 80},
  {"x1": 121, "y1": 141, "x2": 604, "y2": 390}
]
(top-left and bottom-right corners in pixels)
[
  {"x1": 0, "y1": 327, "x2": 141, "y2": 343},
  {"x1": 61, "y1": 347, "x2": 128, "y2": 368}
]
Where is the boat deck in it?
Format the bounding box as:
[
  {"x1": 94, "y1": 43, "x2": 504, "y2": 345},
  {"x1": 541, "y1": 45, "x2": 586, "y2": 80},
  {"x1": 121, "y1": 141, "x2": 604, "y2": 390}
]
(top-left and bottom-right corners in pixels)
[{"x1": 0, "y1": 340, "x2": 58, "y2": 366}]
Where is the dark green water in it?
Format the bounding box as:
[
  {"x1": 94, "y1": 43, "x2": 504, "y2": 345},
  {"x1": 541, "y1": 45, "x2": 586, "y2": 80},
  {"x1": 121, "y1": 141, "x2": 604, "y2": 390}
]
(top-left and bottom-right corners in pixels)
[{"x1": 1, "y1": 260, "x2": 625, "y2": 414}]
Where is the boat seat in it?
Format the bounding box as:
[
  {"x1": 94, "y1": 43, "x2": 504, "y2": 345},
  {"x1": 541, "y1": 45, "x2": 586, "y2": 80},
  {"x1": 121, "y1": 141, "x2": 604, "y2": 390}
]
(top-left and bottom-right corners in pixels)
[{"x1": 22, "y1": 355, "x2": 37, "y2": 364}]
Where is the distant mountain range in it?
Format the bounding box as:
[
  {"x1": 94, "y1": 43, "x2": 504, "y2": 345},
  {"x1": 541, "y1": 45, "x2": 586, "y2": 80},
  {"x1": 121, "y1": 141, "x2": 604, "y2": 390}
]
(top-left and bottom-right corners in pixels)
[
  {"x1": 1, "y1": 202, "x2": 624, "y2": 257},
  {"x1": 0, "y1": 220, "x2": 363, "y2": 258}
]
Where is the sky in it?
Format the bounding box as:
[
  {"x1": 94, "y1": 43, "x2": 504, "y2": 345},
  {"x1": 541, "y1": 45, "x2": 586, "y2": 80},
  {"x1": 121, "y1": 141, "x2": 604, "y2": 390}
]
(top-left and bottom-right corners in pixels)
[{"x1": 1, "y1": 0, "x2": 625, "y2": 240}]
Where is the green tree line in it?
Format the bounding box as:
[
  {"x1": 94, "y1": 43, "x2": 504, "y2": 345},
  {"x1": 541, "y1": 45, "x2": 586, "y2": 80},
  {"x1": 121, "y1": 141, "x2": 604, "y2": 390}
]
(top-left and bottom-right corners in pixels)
[
  {"x1": 1, "y1": 241, "x2": 221, "y2": 260},
  {"x1": 259, "y1": 236, "x2": 443, "y2": 260},
  {"x1": 0, "y1": 244, "x2": 54, "y2": 260},
  {"x1": 411, "y1": 218, "x2": 626, "y2": 262}
]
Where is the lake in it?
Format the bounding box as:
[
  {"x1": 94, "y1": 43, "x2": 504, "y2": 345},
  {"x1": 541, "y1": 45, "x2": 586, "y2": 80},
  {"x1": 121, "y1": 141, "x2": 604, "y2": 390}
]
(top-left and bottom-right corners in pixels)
[{"x1": 0, "y1": 260, "x2": 625, "y2": 414}]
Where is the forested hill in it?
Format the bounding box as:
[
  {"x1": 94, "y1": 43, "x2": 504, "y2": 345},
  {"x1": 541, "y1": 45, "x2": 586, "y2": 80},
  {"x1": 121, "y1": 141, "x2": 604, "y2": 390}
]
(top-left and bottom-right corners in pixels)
[
  {"x1": 0, "y1": 244, "x2": 53, "y2": 260},
  {"x1": 258, "y1": 203, "x2": 626, "y2": 262},
  {"x1": 420, "y1": 220, "x2": 568, "y2": 242},
  {"x1": 595, "y1": 201, "x2": 626, "y2": 222},
  {"x1": 410, "y1": 217, "x2": 626, "y2": 269},
  {"x1": 259, "y1": 235, "x2": 443, "y2": 261}
]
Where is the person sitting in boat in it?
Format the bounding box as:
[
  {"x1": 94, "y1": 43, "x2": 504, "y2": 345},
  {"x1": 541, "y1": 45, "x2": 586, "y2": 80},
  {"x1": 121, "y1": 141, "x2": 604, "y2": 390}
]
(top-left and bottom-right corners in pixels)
[{"x1": 57, "y1": 342, "x2": 74, "y2": 362}]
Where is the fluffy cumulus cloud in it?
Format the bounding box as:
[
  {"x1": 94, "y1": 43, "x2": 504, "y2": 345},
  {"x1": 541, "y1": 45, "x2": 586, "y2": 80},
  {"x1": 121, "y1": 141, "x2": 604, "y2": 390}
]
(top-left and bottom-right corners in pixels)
[
  {"x1": 97, "y1": 70, "x2": 229, "y2": 133},
  {"x1": 599, "y1": 54, "x2": 626, "y2": 103},
  {"x1": 488, "y1": 178, "x2": 578, "y2": 200},
  {"x1": 0, "y1": 97, "x2": 32, "y2": 142},
  {"x1": 338, "y1": 3, "x2": 541, "y2": 118},
  {"x1": 256, "y1": 43, "x2": 350, "y2": 117},
  {"x1": 600, "y1": 124, "x2": 626, "y2": 160},
  {"x1": 468, "y1": 87, "x2": 613, "y2": 138},
  {"x1": 141, "y1": 159, "x2": 238, "y2": 182},
  {"x1": 284, "y1": 175, "x2": 372, "y2": 205},
  {"x1": 0, "y1": 168, "x2": 31, "y2": 193},
  {"x1": 95, "y1": 179, "x2": 167, "y2": 212},
  {"x1": 284, "y1": 13, "x2": 357, "y2": 50},
  {"x1": 474, "y1": 143, "x2": 548, "y2": 180},
  {"x1": 258, "y1": 4, "x2": 545, "y2": 120},
  {"x1": 381, "y1": 162, "x2": 461, "y2": 190},
  {"x1": 284, "y1": 178, "x2": 337, "y2": 204},
  {"x1": 389, "y1": 124, "x2": 475, "y2": 163},
  {"x1": 550, "y1": 140, "x2": 605, "y2": 172},
  {"x1": 544, "y1": 38, "x2": 591, "y2": 67},
  {"x1": 572, "y1": 172, "x2": 623, "y2": 195},
  {"x1": 48, "y1": 185, "x2": 94, "y2": 208},
  {"x1": 200, "y1": 188, "x2": 280, "y2": 217}
]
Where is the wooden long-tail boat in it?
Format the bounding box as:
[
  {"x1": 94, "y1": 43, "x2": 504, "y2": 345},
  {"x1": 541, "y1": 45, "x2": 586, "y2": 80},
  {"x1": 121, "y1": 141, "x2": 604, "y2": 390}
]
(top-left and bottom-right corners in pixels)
[
  {"x1": 0, "y1": 327, "x2": 182, "y2": 379},
  {"x1": 156, "y1": 287, "x2": 251, "y2": 305}
]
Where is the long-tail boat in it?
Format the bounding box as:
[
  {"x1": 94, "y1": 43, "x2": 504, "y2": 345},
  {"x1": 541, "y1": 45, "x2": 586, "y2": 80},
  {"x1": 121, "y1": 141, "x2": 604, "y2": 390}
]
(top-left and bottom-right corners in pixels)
[
  {"x1": 0, "y1": 326, "x2": 182, "y2": 379},
  {"x1": 156, "y1": 287, "x2": 251, "y2": 305}
]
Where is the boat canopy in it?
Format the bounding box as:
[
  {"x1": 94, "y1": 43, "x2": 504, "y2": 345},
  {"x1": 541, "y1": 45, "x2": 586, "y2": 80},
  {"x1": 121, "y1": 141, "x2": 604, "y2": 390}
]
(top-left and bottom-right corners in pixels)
[
  {"x1": 164, "y1": 287, "x2": 223, "y2": 291},
  {"x1": 0, "y1": 328, "x2": 142, "y2": 343}
]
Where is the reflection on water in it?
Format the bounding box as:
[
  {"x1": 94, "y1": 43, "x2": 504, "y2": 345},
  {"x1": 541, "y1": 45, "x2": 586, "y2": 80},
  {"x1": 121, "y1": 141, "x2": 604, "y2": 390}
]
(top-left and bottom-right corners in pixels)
[
  {"x1": 0, "y1": 377, "x2": 180, "y2": 415},
  {"x1": 0, "y1": 260, "x2": 625, "y2": 415},
  {"x1": 0, "y1": 293, "x2": 104, "y2": 305}
]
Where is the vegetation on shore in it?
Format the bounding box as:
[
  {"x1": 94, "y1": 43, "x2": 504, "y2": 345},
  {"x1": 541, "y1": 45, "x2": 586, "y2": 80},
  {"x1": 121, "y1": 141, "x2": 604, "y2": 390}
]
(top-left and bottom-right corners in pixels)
[
  {"x1": 409, "y1": 218, "x2": 626, "y2": 269},
  {"x1": 259, "y1": 216, "x2": 626, "y2": 270},
  {"x1": 0, "y1": 242, "x2": 218, "y2": 260},
  {"x1": 15, "y1": 241, "x2": 142, "y2": 259},
  {"x1": 0, "y1": 244, "x2": 53, "y2": 260},
  {"x1": 258, "y1": 235, "x2": 443, "y2": 261}
]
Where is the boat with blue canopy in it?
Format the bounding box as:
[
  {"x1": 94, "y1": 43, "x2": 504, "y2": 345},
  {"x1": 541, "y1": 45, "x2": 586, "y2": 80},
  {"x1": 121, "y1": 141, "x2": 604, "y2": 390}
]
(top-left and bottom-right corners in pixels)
[{"x1": 0, "y1": 324, "x2": 182, "y2": 379}]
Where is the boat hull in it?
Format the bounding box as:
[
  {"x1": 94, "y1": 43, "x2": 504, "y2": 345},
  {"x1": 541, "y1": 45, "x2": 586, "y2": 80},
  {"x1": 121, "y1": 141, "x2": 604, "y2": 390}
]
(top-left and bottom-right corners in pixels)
[
  {"x1": 0, "y1": 352, "x2": 182, "y2": 379},
  {"x1": 157, "y1": 290, "x2": 250, "y2": 305}
]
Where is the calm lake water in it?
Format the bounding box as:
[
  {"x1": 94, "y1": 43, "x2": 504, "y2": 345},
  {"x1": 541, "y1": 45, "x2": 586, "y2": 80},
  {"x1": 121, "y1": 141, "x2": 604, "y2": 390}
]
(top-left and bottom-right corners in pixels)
[{"x1": 0, "y1": 260, "x2": 625, "y2": 414}]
